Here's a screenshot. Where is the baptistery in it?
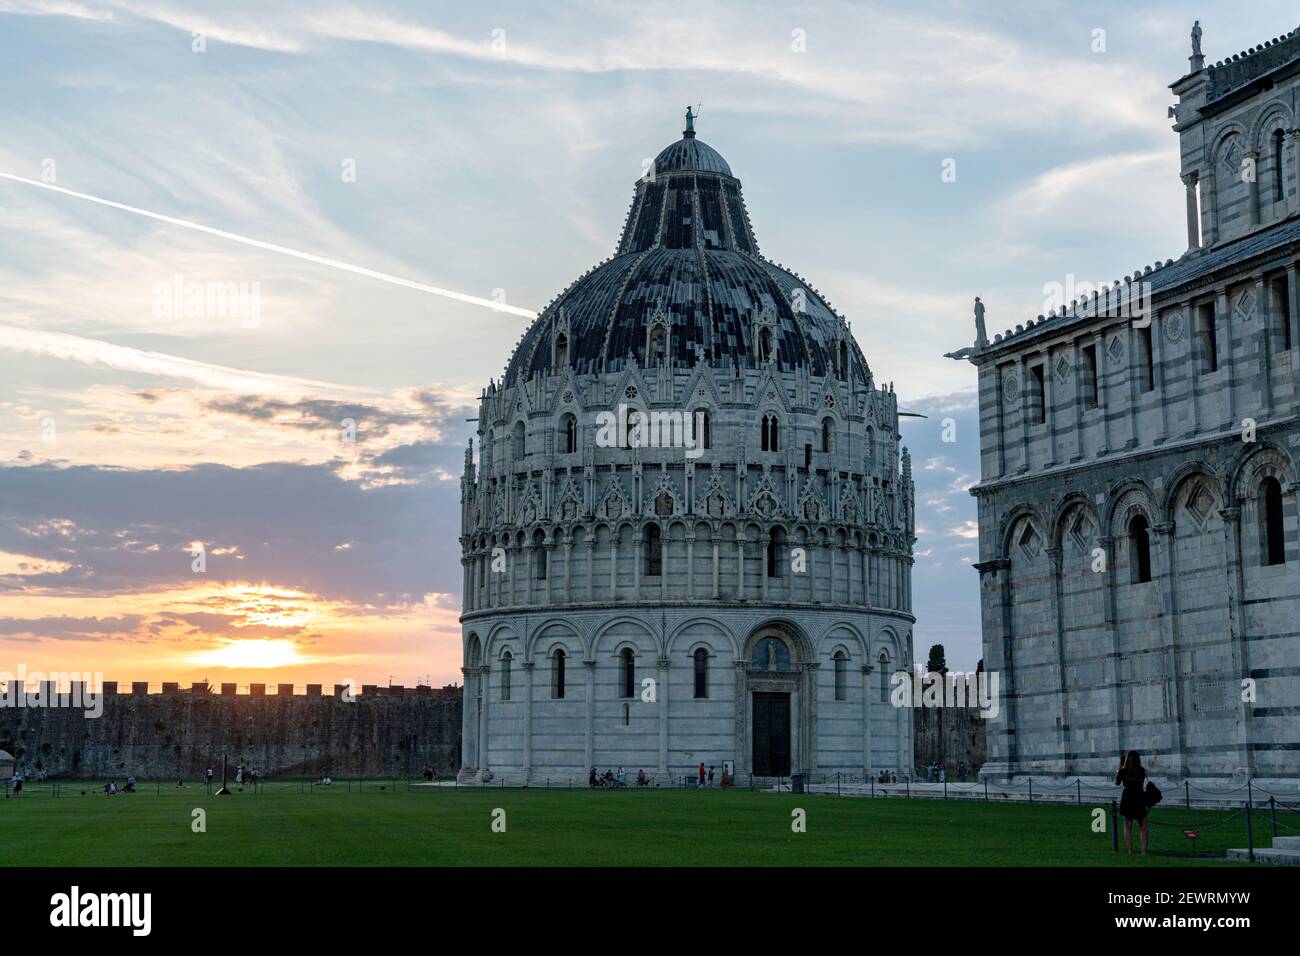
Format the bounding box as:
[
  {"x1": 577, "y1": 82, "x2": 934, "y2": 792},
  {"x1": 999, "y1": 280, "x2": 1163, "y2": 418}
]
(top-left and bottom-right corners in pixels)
[{"x1": 458, "y1": 112, "x2": 915, "y2": 784}]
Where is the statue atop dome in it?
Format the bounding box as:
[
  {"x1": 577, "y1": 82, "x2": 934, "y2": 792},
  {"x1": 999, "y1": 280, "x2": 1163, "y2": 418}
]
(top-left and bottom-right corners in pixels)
[{"x1": 684, "y1": 105, "x2": 698, "y2": 138}]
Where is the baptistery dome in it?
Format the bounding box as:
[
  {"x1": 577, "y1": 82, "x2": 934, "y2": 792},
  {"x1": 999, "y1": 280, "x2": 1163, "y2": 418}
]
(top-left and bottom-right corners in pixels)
[
  {"x1": 458, "y1": 113, "x2": 915, "y2": 787},
  {"x1": 504, "y1": 123, "x2": 870, "y2": 388}
]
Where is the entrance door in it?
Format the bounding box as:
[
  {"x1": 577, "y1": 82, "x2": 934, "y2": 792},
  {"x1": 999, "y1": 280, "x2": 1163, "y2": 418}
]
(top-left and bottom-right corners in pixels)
[{"x1": 751, "y1": 692, "x2": 791, "y2": 776}]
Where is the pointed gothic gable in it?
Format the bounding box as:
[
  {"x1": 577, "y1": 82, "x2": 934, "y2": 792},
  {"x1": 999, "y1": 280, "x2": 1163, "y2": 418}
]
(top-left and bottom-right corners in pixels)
[
  {"x1": 550, "y1": 366, "x2": 587, "y2": 414},
  {"x1": 596, "y1": 477, "x2": 632, "y2": 521},
  {"x1": 796, "y1": 476, "x2": 828, "y2": 522},
  {"x1": 838, "y1": 484, "x2": 860, "y2": 524},
  {"x1": 607, "y1": 360, "x2": 653, "y2": 410},
  {"x1": 516, "y1": 482, "x2": 545, "y2": 526},
  {"x1": 752, "y1": 365, "x2": 791, "y2": 414},
  {"x1": 681, "y1": 359, "x2": 725, "y2": 410},
  {"x1": 643, "y1": 470, "x2": 682, "y2": 516},
  {"x1": 695, "y1": 469, "x2": 736, "y2": 519},
  {"x1": 554, "y1": 476, "x2": 585, "y2": 521},
  {"x1": 748, "y1": 468, "x2": 786, "y2": 519}
]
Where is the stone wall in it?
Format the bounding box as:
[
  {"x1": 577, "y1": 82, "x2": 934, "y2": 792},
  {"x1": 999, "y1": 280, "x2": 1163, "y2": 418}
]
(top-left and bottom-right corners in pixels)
[
  {"x1": 0, "y1": 688, "x2": 462, "y2": 780},
  {"x1": 913, "y1": 704, "x2": 986, "y2": 775}
]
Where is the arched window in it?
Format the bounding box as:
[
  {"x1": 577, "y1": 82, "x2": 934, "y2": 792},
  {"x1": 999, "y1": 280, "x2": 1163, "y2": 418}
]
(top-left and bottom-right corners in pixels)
[
  {"x1": 555, "y1": 331, "x2": 569, "y2": 367},
  {"x1": 1274, "y1": 129, "x2": 1286, "y2": 204},
  {"x1": 758, "y1": 327, "x2": 773, "y2": 362},
  {"x1": 838, "y1": 341, "x2": 849, "y2": 378},
  {"x1": 821, "y1": 417, "x2": 833, "y2": 453},
  {"x1": 761, "y1": 414, "x2": 779, "y2": 452},
  {"x1": 512, "y1": 421, "x2": 526, "y2": 459},
  {"x1": 693, "y1": 648, "x2": 708, "y2": 699},
  {"x1": 551, "y1": 648, "x2": 566, "y2": 699},
  {"x1": 766, "y1": 537, "x2": 780, "y2": 578},
  {"x1": 878, "y1": 652, "x2": 891, "y2": 703},
  {"x1": 500, "y1": 651, "x2": 512, "y2": 701},
  {"x1": 621, "y1": 648, "x2": 636, "y2": 698},
  {"x1": 833, "y1": 650, "x2": 848, "y2": 701},
  {"x1": 693, "y1": 410, "x2": 711, "y2": 450},
  {"x1": 645, "y1": 525, "x2": 662, "y2": 576},
  {"x1": 626, "y1": 410, "x2": 642, "y2": 448},
  {"x1": 1262, "y1": 476, "x2": 1286, "y2": 566},
  {"x1": 1128, "y1": 513, "x2": 1151, "y2": 584}
]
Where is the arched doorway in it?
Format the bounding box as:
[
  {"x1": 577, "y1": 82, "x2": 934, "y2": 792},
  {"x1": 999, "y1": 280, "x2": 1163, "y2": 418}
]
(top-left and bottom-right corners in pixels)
[{"x1": 741, "y1": 623, "x2": 813, "y2": 778}]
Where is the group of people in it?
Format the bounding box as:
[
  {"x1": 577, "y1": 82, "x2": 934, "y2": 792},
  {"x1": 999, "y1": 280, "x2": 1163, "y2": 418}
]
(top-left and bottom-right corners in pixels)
[
  {"x1": 695, "y1": 763, "x2": 731, "y2": 788},
  {"x1": 421, "y1": 765, "x2": 439, "y2": 782},
  {"x1": 875, "y1": 770, "x2": 898, "y2": 784},
  {"x1": 589, "y1": 766, "x2": 628, "y2": 787},
  {"x1": 102, "y1": 777, "x2": 137, "y2": 795}
]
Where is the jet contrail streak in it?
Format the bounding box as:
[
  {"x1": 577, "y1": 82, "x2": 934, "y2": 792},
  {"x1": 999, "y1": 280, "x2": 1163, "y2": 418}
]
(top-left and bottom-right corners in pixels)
[{"x1": 0, "y1": 172, "x2": 539, "y2": 319}]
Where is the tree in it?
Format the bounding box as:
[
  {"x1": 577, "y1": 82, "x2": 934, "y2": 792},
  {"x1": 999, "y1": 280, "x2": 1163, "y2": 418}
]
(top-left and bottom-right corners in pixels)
[{"x1": 926, "y1": 643, "x2": 948, "y2": 675}]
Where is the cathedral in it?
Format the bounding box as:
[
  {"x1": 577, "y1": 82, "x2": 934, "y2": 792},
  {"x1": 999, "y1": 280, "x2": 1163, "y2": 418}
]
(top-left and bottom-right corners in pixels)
[
  {"x1": 958, "y1": 23, "x2": 1300, "y2": 784},
  {"x1": 457, "y1": 112, "x2": 916, "y2": 784}
]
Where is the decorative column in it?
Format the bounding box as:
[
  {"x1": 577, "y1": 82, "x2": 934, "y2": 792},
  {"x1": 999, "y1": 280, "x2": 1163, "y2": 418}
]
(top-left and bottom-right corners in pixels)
[
  {"x1": 1183, "y1": 171, "x2": 1201, "y2": 250},
  {"x1": 973, "y1": 558, "x2": 1016, "y2": 779},
  {"x1": 711, "y1": 532, "x2": 720, "y2": 599},
  {"x1": 734, "y1": 660, "x2": 748, "y2": 780},
  {"x1": 1216, "y1": 287, "x2": 1235, "y2": 430},
  {"x1": 1151, "y1": 312, "x2": 1169, "y2": 444},
  {"x1": 1290, "y1": 130, "x2": 1300, "y2": 215},
  {"x1": 736, "y1": 530, "x2": 746, "y2": 600},
  {"x1": 1152, "y1": 521, "x2": 1186, "y2": 778},
  {"x1": 657, "y1": 656, "x2": 669, "y2": 773},
  {"x1": 1041, "y1": 346, "x2": 1057, "y2": 466},
  {"x1": 1017, "y1": 354, "x2": 1030, "y2": 472},
  {"x1": 1046, "y1": 545, "x2": 1068, "y2": 774},
  {"x1": 861, "y1": 664, "x2": 874, "y2": 774},
  {"x1": 1256, "y1": 273, "x2": 1274, "y2": 419},
  {"x1": 760, "y1": 533, "x2": 771, "y2": 601},
  {"x1": 461, "y1": 666, "x2": 476, "y2": 771},
  {"x1": 477, "y1": 663, "x2": 490, "y2": 771},
  {"x1": 521, "y1": 661, "x2": 535, "y2": 781},
  {"x1": 1099, "y1": 534, "x2": 1124, "y2": 756},
  {"x1": 1094, "y1": 329, "x2": 1111, "y2": 455},
  {"x1": 685, "y1": 533, "x2": 696, "y2": 600},
  {"x1": 1220, "y1": 506, "x2": 1252, "y2": 777},
  {"x1": 803, "y1": 661, "x2": 820, "y2": 773},
  {"x1": 584, "y1": 660, "x2": 597, "y2": 771},
  {"x1": 1289, "y1": 266, "x2": 1300, "y2": 414},
  {"x1": 543, "y1": 541, "x2": 555, "y2": 606}
]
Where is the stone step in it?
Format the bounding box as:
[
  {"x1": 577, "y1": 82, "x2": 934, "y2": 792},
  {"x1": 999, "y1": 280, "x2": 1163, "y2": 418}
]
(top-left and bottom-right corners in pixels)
[
  {"x1": 1226, "y1": 847, "x2": 1300, "y2": 865},
  {"x1": 1271, "y1": 835, "x2": 1300, "y2": 851}
]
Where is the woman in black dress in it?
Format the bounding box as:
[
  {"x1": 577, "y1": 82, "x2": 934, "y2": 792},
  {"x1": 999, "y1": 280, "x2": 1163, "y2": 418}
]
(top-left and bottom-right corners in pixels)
[{"x1": 1114, "y1": 750, "x2": 1150, "y2": 856}]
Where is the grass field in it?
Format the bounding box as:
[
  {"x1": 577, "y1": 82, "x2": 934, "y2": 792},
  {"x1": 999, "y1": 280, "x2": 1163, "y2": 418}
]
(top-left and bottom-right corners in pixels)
[{"x1": 0, "y1": 780, "x2": 1263, "y2": 866}]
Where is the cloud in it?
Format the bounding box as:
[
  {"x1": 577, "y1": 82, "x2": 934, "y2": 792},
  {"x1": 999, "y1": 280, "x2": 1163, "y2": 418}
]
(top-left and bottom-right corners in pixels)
[{"x1": 0, "y1": 614, "x2": 142, "y2": 640}]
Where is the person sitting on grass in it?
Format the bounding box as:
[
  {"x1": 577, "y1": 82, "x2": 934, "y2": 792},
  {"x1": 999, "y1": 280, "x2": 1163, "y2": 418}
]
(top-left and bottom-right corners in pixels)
[
  {"x1": 124, "y1": 777, "x2": 136, "y2": 793},
  {"x1": 588, "y1": 766, "x2": 598, "y2": 788},
  {"x1": 1115, "y1": 750, "x2": 1152, "y2": 857}
]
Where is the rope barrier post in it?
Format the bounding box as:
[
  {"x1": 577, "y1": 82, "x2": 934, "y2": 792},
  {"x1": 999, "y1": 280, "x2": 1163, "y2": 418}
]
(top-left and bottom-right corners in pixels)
[
  {"x1": 985, "y1": 778, "x2": 989, "y2": 802},
  {"x1": 1028, "y1": 777, "x2": 1033, "y2": 805},
  {"x1": 1185, "y1": 780, "x2": 1190, "y2": 810},
  {"x1": 1111, "y1": 801, "x2": 1119, "y2": 853},
  {"x1": 1077, "y1": 779, "x2": 1081, "y2": 806},
  {"x1": 906, "y1": 777, "x2": 910, "y2": 799},
  {"x1": 944, "y1": 778, "x2": 947, "y2": 800},
  {"x1": 1270, "y1": 796, "x2": 1278, "y2": 838},
  {"x1": 1245, "y1": 799, "x2": 1255, "y2": 862}
]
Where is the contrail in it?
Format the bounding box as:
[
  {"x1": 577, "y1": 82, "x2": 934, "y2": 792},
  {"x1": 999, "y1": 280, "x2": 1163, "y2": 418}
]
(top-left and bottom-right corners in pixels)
[{"x1": 0, "y1": 171, "x2": 539, "y2": 318}]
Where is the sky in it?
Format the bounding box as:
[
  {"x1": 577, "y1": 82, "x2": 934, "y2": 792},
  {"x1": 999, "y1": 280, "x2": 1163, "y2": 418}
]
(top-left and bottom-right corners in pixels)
[{"x1": 0, "y1": 0, "x2": 1291, "y2": 687}]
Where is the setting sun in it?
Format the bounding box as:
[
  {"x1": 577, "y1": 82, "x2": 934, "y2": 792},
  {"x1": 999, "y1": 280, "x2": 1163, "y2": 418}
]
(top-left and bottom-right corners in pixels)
[{"x1": 189, "y1": 639, "x2": 308, "y2": 670}]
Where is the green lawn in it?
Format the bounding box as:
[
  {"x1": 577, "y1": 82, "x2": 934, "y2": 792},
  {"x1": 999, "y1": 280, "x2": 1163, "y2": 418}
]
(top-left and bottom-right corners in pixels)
[{"x1": 0, "y1": 781, "x2": 1263, "y2": 866}]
